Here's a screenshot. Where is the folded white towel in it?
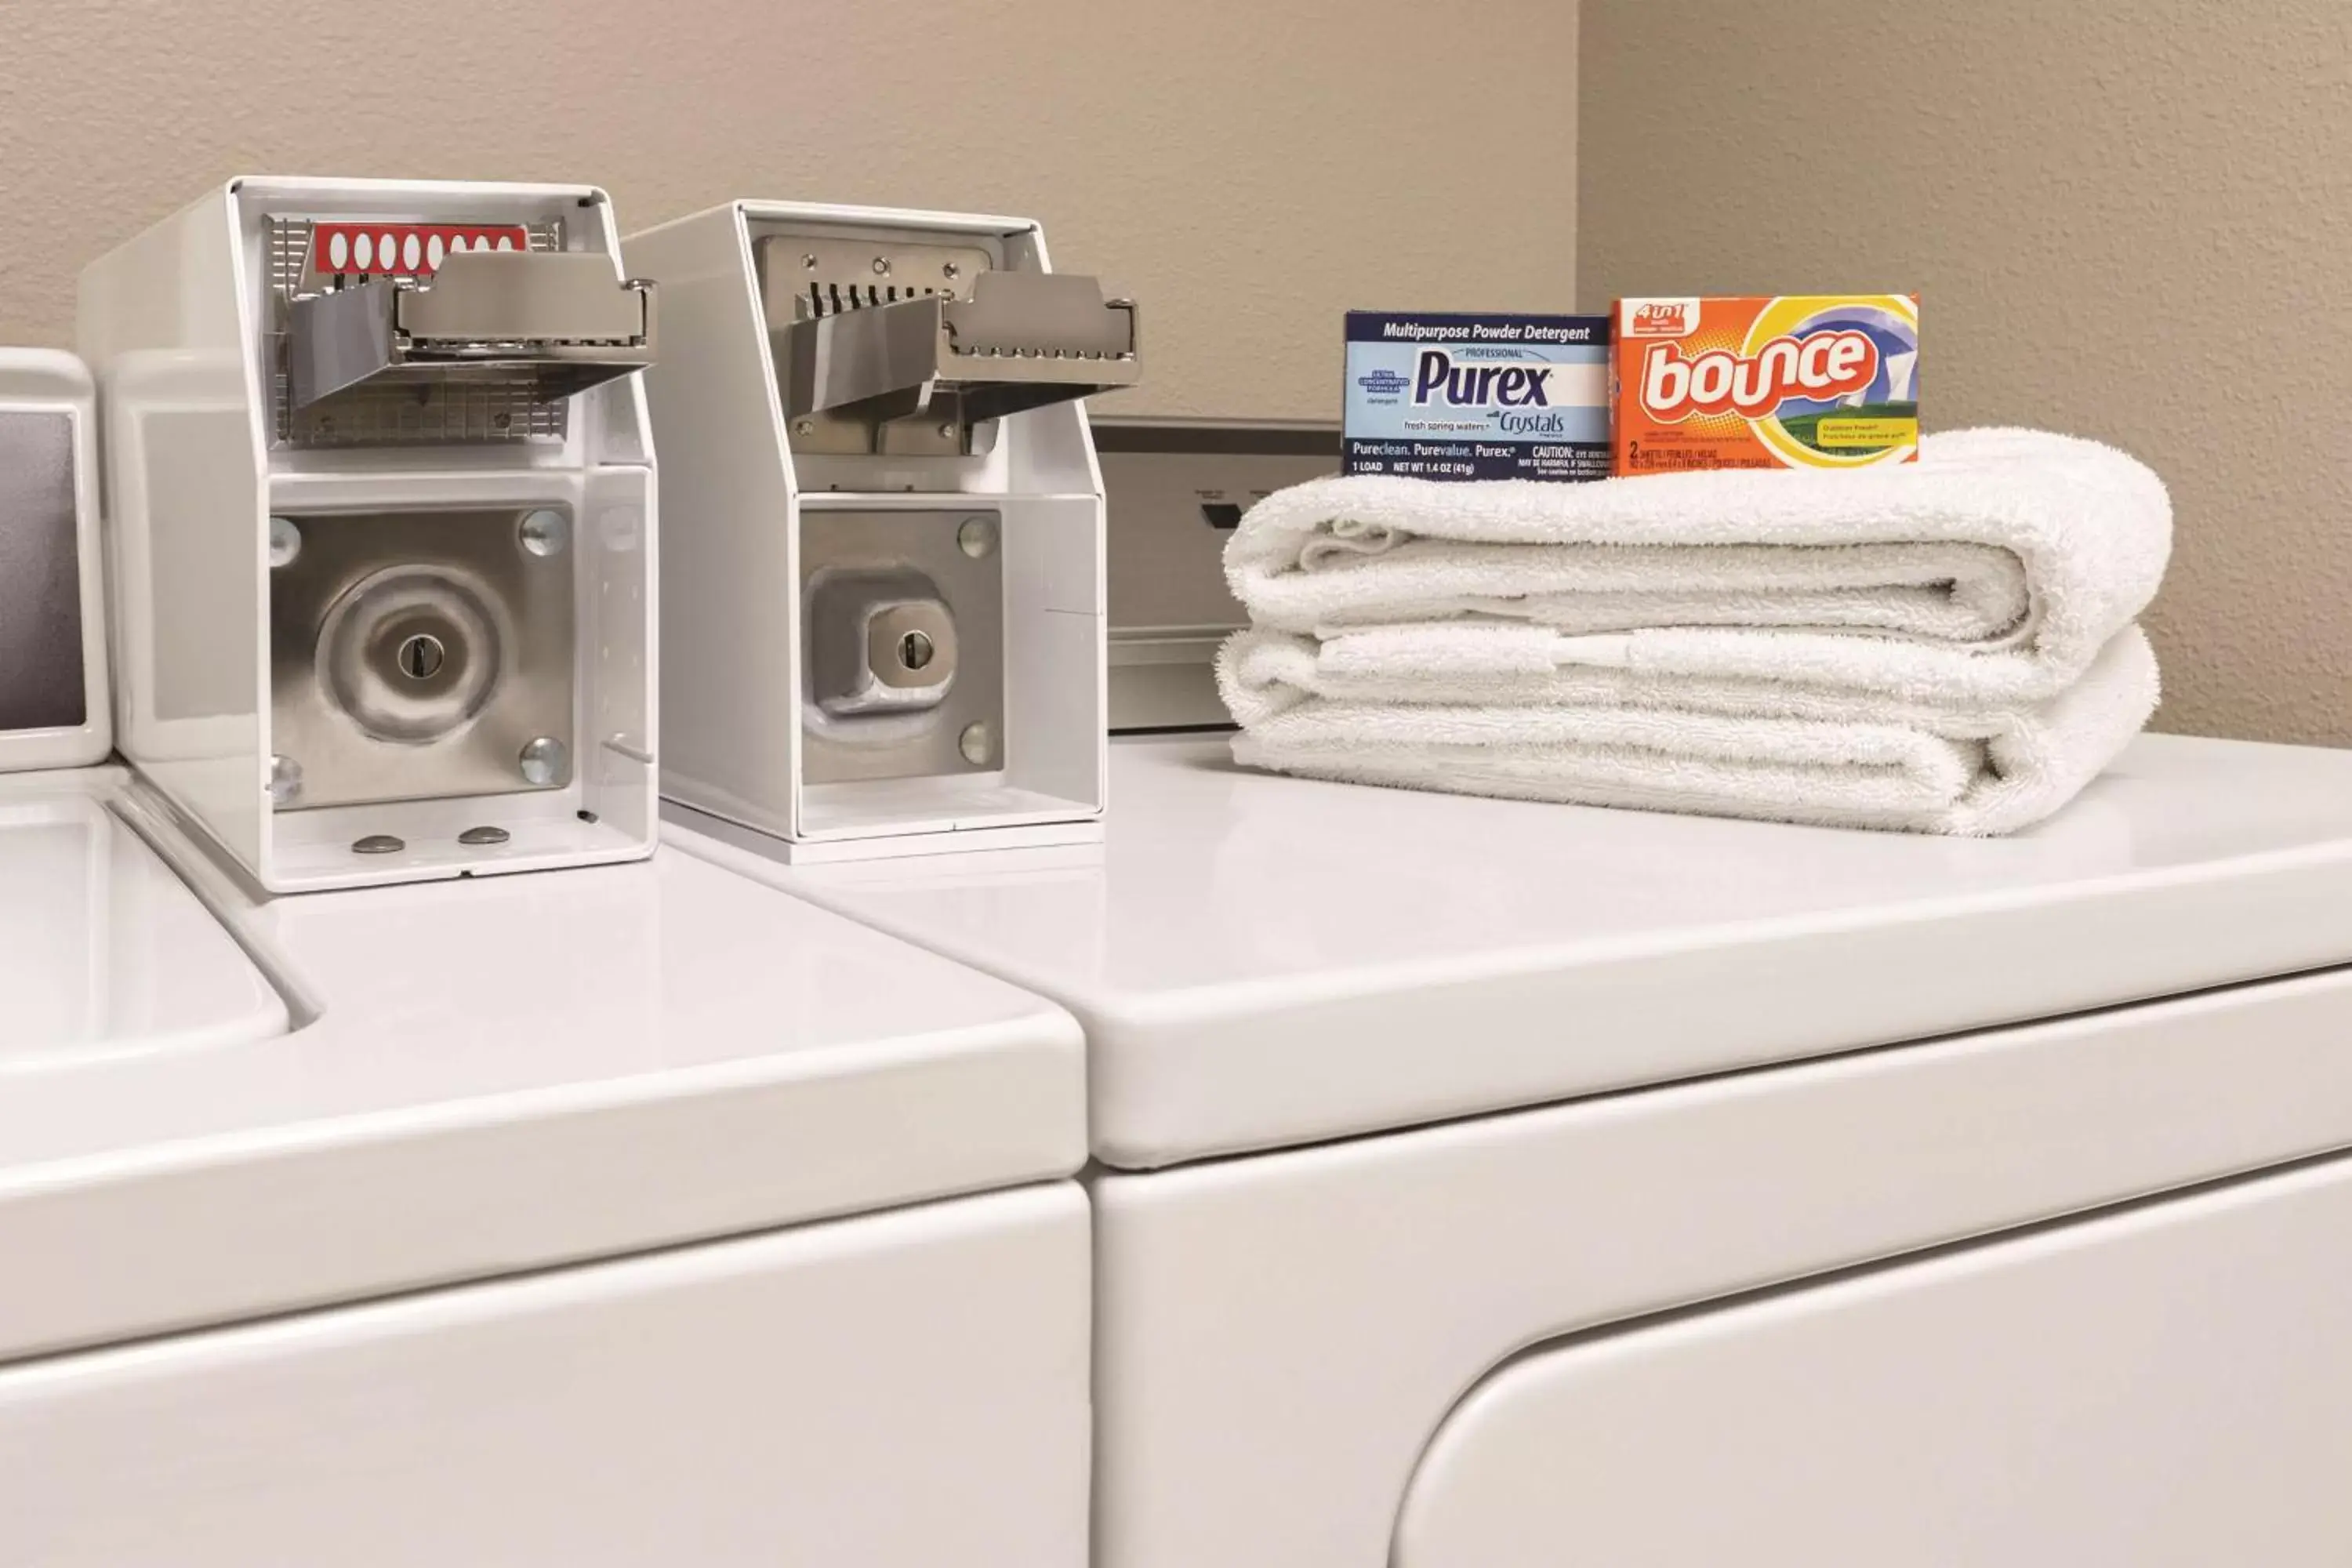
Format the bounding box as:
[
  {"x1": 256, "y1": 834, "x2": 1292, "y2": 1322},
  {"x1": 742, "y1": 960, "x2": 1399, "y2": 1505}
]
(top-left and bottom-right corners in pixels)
[
  {"x1": 1225, "y1": 427, "x2": 2170, "y2": 707},
  {"x1": 1219, "y1": 623, "x2": 2159, "y2": 836},
  {"x1": 1218, "y1": 427, "x2": 2172, "y2": 835}
]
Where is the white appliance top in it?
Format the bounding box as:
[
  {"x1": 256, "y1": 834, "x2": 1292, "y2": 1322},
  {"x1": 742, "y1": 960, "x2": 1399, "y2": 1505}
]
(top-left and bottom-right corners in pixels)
[
  {"x1": 684, "y1": 733, "x2": 2352, "y2": 1169},
  {"x1": 0, "y1": 769, "x2": 1083, "y2": 1361},
  {"x1": 0, "y1": 771, "x2": 286, "y2": 1066}
]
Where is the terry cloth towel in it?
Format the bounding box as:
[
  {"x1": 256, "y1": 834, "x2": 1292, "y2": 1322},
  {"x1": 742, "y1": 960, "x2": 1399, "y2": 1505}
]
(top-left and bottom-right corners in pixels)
[
  {"x1": 1217, "y1": 427, "x2": 2170, "y2": 836},
  {"x1": 1220, "y1": 623, "x2": 2158, "y2": 836}
]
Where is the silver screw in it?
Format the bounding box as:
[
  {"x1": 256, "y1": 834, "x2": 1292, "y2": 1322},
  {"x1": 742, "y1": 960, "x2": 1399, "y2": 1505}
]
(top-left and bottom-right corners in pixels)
[
  {"x1": 801, "y1": 252, "x2": 818, "y2": 270},
  {"x1": 938, "y1": 420, "x2": 957, "y2": 439},
  {"x1": 870, "y1": 256, "x2": 890, "y2": 276},
  {"x1": 352, "y1": 833, "x2": 405, "y2": 855},
  {"x1": 958, "y1": 722, "x2": 993, "y2": 767},
  {"x1": 267, "y1": 753, "x2": 303, "y2": 806},
  {"x1": 957, "y1": 516, "x2": 996, "y2": 557},
  {"x1": 942, "y1": 261, "x2": 960, "y2": 279},
  {"x1": 794, "y1": 418, "x2": 814, "y2": 436},
  {"x1": 268, "y1": 516, "x2": 302, "y2": 568},
  {"x1": 518, "y1": 508, "x2": 569, "y2": 557},
  {"x1": 519, "y1": 735, "x2": 569, "y2": 786},
  {"x1": 458, "y1": 825, "x2": 510, "y2": 846}
]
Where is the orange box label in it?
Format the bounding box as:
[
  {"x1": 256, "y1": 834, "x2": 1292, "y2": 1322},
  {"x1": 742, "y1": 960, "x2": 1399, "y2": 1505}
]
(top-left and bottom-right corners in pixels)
[{"x1": 1612, "y1": 295, "x2": 1919, "y2": 474}]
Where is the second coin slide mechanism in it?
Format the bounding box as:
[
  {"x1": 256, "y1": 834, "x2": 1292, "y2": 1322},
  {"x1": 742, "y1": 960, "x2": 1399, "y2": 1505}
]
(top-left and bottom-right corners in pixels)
[{"x1": 630, "y1": 199, "x2": 1138, "y2": 862}]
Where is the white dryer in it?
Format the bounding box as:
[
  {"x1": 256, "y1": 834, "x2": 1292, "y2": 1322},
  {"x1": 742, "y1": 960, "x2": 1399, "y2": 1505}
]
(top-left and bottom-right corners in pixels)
[
  {"x1": 677, "y1": 731, "x2": 2352, "y2": 1566},
  {"x1": 0, "y1": 334, "x2": 1088, "y2": 1566},
  {"x1": 0, "y1": 762, "x2": 1090, "y2": 1567}
]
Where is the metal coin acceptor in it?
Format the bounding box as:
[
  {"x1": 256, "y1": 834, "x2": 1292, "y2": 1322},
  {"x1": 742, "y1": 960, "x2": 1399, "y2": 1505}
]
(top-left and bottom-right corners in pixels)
[
  {"x1": 627, "y1": 201, "x2": 1138, "y2": 860},
  {"x1": 78, "y1": 177, "x2": 658, "y2": 891}
]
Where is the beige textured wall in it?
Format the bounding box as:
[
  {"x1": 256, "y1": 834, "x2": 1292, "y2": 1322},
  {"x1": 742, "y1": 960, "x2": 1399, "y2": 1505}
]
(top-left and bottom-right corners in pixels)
[
  {"x1": 0, "y1": 0, "x2": 1578, "y2": 423},
  {"x1": 1580, "y1": 4, "x2": 2352, "y2": 744}
]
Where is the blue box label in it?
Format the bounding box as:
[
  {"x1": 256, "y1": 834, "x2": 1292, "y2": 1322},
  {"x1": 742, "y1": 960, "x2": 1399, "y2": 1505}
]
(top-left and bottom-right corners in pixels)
[{"x1": 1344, "y1": 310, "x2": 1612, "y2": 481}]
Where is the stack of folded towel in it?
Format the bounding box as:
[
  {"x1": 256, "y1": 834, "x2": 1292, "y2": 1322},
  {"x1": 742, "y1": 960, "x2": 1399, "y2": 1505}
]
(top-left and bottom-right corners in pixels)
[{"x1": 1217, "y1": 428, "x2": 2170, "y2": 835}]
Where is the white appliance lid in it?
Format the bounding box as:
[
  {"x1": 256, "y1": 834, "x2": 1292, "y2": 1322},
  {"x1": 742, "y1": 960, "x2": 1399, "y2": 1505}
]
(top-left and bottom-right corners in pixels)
[
  {"x1": 0, "y1": 773, "x2": 1083, "y2": 1362},
  {"x1": 0, "y1": 773, "x2": 286, "y2": 1066},
  {"x1": 721, "y1": 733, "x2": 2352, "y2": 1168}
]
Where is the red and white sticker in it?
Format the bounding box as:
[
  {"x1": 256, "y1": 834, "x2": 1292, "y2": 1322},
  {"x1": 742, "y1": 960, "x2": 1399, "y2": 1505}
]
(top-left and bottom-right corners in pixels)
[{"x1": 310, "y1": 223, "x2": 531, "y2": 278}]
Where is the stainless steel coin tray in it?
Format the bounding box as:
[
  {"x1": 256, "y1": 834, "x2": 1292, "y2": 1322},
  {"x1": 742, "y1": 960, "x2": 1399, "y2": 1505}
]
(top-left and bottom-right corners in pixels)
[
  {"x1": 267, "y1": 216, "x2": 655, "y2": 449},
  {"x1": 760, "y1": 234, "x2": 1136, "y2": 459}
]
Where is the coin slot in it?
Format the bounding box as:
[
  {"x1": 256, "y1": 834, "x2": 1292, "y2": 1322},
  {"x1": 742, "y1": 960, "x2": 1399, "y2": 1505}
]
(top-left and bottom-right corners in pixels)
[{"x1": 397, "y1": 633, "x2": 447, "y2": 681}]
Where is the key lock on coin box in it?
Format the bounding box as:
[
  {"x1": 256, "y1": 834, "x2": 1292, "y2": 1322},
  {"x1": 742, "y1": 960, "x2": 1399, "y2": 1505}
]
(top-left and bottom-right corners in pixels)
[
  {"x1": 630, "y1": 202, "x2": 1139, "y2": 862},
  {"x1": 80, "y1": 177, "x2": 659, "y2": 891}
]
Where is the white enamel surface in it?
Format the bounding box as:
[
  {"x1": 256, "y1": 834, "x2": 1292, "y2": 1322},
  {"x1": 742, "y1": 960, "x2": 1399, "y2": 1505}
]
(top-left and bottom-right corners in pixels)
[
  {"x1": 79, "y1": 187, "x2": 265, "y2": 876},
  {"x1": 0, "y1": 772, "x2": 284, "y2": 1065},
  {"x1": 620, "y1": 204, "x2": 797, "y2": 840},
  {"x1": 1396, "y1": 1155, "x2": 2352, "y2": 1567},
  {"x1": 0, "y1": 771, "x2": 1084, "y2": 1361},
  {"x1": 0, "y1": 1181, "x2": 1090, "y2": 1568},
  {"x1": 1089, "y1": 969, "x2": 2352, "y2": 1568},
  {"x1": 742, "y1": 731, "x2": 2352, "y2": 1165}
]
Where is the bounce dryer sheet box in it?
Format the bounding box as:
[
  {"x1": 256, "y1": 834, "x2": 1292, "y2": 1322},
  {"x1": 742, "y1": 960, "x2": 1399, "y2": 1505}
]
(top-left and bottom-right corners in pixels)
[
  {"x1": 1613, "y1": 295, "x2": 1919, "y2": 474},
  {"x1": 1343, "y1": 311, "x2": 1611, "y2": 481}
]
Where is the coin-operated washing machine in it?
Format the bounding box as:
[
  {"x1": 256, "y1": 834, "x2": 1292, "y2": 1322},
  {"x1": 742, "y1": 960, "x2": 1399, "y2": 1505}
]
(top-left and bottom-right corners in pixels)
[
  {"x1": 673, "y1": 733, "x2": 2352, "y2": 1566},
  {"x1": 79, "y1": 176, "x2": 661, "y2": 891},
  {"x1": 0, "y1": 339, "x2": 1090, "y2": 1565},
  {"x1": 625, "y1": 201, "x2": 1138, "y2": 861}
]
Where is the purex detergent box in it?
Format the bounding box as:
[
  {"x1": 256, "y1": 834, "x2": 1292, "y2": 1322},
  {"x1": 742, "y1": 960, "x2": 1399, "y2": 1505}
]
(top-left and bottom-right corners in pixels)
[
  {"x1": 1613, "y1": 295, "x2": 1919, "y2": 474},
  {"x1": 1343, "y1": 310, "x2": 1611, "y2": 481}
]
